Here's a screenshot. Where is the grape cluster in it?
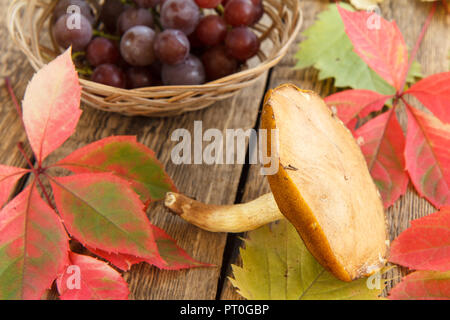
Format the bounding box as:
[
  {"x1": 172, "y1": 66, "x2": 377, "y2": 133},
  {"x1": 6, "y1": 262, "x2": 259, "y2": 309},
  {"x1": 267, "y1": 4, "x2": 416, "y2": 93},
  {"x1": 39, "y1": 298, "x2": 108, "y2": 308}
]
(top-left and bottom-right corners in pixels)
[{"x1": 51, "y1": 0, "x2": 263, "y2": 89}]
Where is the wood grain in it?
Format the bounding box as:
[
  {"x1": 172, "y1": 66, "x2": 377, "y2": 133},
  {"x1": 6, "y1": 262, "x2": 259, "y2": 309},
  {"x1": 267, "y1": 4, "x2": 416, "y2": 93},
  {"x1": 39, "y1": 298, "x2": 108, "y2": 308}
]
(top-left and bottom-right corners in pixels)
[{"x1": 221, "y1": 0, "x2": 450, "y2": 299}]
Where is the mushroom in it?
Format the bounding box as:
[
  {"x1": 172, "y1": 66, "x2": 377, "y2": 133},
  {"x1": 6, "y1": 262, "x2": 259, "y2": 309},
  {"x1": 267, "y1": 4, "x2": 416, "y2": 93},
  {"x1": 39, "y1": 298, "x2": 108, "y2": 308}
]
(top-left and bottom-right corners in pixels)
[{"x1": 165, "y1": 84, "x2": 388, "y2": 282}]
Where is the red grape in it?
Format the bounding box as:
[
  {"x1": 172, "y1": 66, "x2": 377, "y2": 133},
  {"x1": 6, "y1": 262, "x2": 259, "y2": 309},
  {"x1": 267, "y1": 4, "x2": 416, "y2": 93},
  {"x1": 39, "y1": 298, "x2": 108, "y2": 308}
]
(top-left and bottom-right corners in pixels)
[
  {"x1": 117, "y1": 8, "x2": 154, "y2": 35},
  {"x1": 53, "y1": 13, "x2": 93, "y2": 51},
  {"x1": 120, "y1": 26, "x2": 156, "y2": 66},
  {"x1": 91, "y1": 64, "x2": 126, "y2": 88},
  {"x1": 160, "y1": 0, "x2": 200, "y2": 35},
  {"x1": 86, "y1": 37, "x2": 120, "y2": 67},
  {"x1": 53, "y1": 0, "x2": 95, "y2": 25},
  {"x1": 126, "y1": 67, "x2": 155, "y2": 88},
  {"x1": 195, "y1": 0, "x2": 222, "y2": 9},
  {"x1": 154, "y1": 29, "x2": 190, "y2": 65},
  {"x1": 202, "y1": 45, "x2": 238, "y2": 81},
  {"x1": 162, "y1": 55, "x2": 205, "y2": 85},
  {"x1": 225, "y1": 26, "x2": 259, "y2": 61},
  {"x1": 251, "y1": 0, "x2": 263, "y2": 24},
  {"x1": 224, "y1": 0, "x2": 256, "y2": 27},
  {"x1": 133, "y1": 0, "x2": 161, "y2": 8},
  {"x1": 195, "y1": 15, "x2": 227, "y2": 47},
  {"x1": 100, "y1": 0, "x2": 128, "y2": 33}
]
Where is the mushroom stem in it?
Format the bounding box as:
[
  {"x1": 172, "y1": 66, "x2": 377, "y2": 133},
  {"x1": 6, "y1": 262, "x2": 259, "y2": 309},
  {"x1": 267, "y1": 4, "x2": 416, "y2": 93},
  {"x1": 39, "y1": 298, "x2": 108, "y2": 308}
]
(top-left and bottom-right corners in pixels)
[{"x1": 164, "y1": 192, "x2": 283, "y2": 233}]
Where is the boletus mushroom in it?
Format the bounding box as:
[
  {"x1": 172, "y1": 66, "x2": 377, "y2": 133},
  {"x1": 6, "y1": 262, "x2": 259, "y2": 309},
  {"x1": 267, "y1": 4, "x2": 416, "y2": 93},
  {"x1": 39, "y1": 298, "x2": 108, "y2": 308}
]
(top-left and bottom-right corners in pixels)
[{"x1": 165, "y1": 84, "x2": 388, "y2": 282}]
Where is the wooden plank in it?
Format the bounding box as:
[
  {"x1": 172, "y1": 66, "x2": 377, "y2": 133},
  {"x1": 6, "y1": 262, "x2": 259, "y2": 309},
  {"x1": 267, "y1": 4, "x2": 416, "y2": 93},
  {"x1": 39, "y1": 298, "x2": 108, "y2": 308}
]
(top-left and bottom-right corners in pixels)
[{"x1": 221, "y1": 0, "x2": 449, "y2": 299}]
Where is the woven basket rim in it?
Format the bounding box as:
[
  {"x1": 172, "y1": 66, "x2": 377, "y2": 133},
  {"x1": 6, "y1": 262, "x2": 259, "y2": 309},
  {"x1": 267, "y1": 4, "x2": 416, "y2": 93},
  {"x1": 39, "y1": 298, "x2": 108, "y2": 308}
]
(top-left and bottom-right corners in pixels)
[{"x1": 7, "y1": 0, "x2": 303, "y2": 117}]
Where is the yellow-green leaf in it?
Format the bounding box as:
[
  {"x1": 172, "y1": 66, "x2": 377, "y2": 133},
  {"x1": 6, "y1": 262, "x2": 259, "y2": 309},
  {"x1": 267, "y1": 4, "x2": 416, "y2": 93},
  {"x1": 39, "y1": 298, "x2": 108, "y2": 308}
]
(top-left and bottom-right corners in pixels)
[{"x1": 230, "y1": 220, "x2": 385, "y2": 300}]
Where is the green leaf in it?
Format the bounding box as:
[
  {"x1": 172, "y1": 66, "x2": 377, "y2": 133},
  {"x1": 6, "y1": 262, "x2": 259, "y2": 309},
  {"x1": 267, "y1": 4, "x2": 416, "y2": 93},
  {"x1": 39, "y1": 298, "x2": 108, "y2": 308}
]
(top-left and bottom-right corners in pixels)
[
  {"x1": 407, "y1": 60, "x2": 423, "y2": 84},
  {"x1": 295, "y1": 3, "x2": 421, "y2": 95},
  {"x1": 0, "y1": 184, "x2": 68, "y2": 300},
  {"x1": 49, "y1": 173, "x2": 164, "y2": 264},
  {"x1": 230, "y1": 220, "x2": 384, "y2": 300}
]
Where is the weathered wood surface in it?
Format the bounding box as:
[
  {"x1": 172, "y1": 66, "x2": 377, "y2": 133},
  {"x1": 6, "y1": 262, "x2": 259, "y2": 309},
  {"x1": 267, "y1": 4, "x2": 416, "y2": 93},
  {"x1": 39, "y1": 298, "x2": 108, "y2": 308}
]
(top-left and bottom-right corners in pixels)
[{"x1": 1, "y1": 0, "x2": 449, "y2": 300}]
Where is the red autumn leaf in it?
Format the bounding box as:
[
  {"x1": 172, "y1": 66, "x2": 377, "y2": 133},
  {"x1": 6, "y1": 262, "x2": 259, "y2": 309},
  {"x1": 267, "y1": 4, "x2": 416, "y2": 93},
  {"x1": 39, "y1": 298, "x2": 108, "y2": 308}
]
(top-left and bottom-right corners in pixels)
[
  {"x1": 150, "y1": 225, "x2": 211, "y2": 269},
  {"x1": 0, "y1": 183, "x2": 69, "y2": 299},
  {"x1": 0, "y1": 165, "x2": 29, "y2": 207},
  {"x1": 56, "y1": 136, "x2": 177, "y2": 202},
  {"x1": 57, "y1": 252, "x2": 129, "y2": 300},
  {"x1": 355, "y1": 109, "x2": 409, "y2": 207},
  {"x1": 389, "y1": 207, "x2": 450, "y2": 271},
  {"x1": 87, "y1": 248, "x2": 140, "y2": 271},
  {"x1": 404, "y1": 104, "x2": 450, "y2": 208},
  {"x1": 88, "y1": 225, "x2": 210, "y2": 271},
  {"x1": 22, "y1": 48, "x2": 82, "y2": 164},
  {"x1": 389, "y1": 270, "x2": 450, "y2": 300},
  {"x1": 49, "y1": 173, "x2": 165, "y2": 265},
  {"x1": 337, "y1": 5, "x2": 409, "y2": 91},
  {"x1": 406, "y1": 72, "x2": 450, "y2": 124},
  {"x1": 324, "y1": 89, "x2": 391, "y2": 130}
]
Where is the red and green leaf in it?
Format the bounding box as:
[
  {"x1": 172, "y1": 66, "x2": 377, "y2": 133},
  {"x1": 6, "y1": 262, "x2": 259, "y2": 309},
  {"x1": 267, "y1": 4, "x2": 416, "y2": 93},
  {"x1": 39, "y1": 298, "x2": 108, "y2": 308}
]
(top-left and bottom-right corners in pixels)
[
  {"x1": 22, "y1": 48, "x2": 82, "y2": 164},
  {"x1": 389, "y1": 270, "x2": 450, "y2": 300},
  {"x1": 150, "y1": 225, "x2": 210, "y2": 269},
  {"x1": 0, "y1": 184, "x2": 69, "y2": 300},
  {"x1": 324, "y1": 89, "x2": 391, "y2": 130},
  {"x1": 57, "y1": 252, "x2": 129, "y2": 300},
  {"x1": 87, "y1": 248, "x2": 141, "y2": 271},
  {"x1": 404, "y1": 104, "x2": 450, "y2": 208},
  {"x1": 88, "y1": 225, "x2": 210, "y2": 271},
  {"x1": 390, "y1": 207, "x2": 450, "y2": 271},
  {"x1": 49, "y1": 173, "x2": 164, "y2": 264},
  {"x1": 0, "y1": 165, "x2": 29, "y2": 207},
  {"x1": 355, "y1": 109, "x2": 409, "y2": 207},
  {"x1": 337, "y1": 5, "x2": 409, "y2": 91},
  {"x1": 56, "y1": 136, "x2": 176, "y2": 202},
  {"x1": 406, "y1": 72, "x2": 450, "y2": 124}
]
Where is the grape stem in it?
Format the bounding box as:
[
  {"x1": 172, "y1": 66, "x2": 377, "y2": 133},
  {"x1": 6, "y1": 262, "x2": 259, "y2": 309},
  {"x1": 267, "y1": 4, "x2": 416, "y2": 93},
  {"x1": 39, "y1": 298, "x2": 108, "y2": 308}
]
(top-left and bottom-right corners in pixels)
[
  {"x1": 151, "y1": 8, "x2": 163, "y2": 30},
  {"x1": 120, "y1": 0, "x2": 134, "y2": 5},
  {"x1": 215, "y1": 4, "x2": 225, "y2": 16},
  {"x1": 72, "y1": 51, "x2": 85, "y2": 60},
  {"x1": 92, "y1": 29, "x2": 120, "y2": 41},
  {"x1": 76, "y1": 66, "x2": 93, "y2": 76}
]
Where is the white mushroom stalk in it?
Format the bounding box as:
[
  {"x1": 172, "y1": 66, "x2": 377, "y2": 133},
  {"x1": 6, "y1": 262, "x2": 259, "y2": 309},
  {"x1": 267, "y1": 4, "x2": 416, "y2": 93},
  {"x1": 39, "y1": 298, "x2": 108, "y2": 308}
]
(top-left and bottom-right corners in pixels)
[{"x1": 164, "y1": 192, "x2": 282, "y2": 233}]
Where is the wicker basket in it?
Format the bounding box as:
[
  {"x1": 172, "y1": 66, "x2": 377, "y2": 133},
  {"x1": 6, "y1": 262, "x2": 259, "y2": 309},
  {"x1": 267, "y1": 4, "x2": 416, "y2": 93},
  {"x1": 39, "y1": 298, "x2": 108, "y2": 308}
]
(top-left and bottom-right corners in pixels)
[{"x1": 7, "y1": 0, "x2": 302, "y2": 117}]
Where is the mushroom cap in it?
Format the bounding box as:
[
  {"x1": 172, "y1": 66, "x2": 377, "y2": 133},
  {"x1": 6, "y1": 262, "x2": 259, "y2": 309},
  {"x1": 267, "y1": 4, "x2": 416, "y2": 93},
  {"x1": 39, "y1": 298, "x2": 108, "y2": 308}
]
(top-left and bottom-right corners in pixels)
[{"x1": 261, "y1": 84, "x2": 388, "y2": 282}]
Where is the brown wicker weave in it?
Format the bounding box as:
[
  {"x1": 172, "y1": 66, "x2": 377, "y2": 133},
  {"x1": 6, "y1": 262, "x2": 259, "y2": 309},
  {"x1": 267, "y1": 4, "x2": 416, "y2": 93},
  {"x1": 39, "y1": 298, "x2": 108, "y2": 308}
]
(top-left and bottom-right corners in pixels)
[{"x1": 8, "y1": 0, "x2": 302, "y2": 117}]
